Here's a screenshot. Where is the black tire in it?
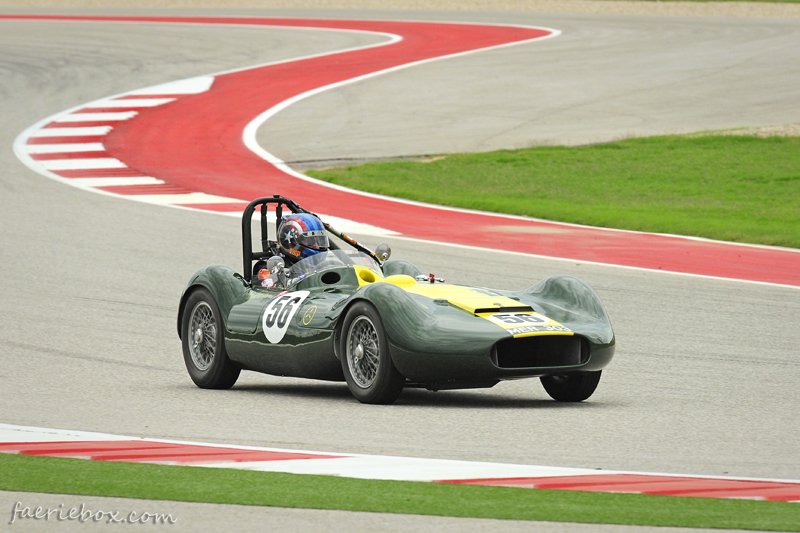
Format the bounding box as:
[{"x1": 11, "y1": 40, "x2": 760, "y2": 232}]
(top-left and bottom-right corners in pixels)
[
  {"x1": 181, "y1": 288, "x2": 240, "y2": 389},
  {"x1": 541, "y1": 371, "x2": 602, "y2": 402},
  {"x1": 339, "y1": 302, "x2": 404, "y2": 404}
]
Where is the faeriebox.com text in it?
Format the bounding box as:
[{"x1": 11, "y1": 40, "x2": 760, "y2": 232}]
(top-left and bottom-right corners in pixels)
[{"x1": 9, "y1": 501, "x2": 177, "y2": 525}]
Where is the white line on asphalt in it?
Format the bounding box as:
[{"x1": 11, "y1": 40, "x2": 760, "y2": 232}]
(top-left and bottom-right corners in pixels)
[
  {"x1": 69, "y1": 177, "x2": 165, "y2": 186},
  {"x1": 28, "y1": 126, "x2": 113, "y2": 137},
  {"x1": 55, "y1": 112, "x2": 137, "y2": 122},
  {"x1": 128, "y1": 193, "x2": 244, "y2": 204},
  {"x1": 88, "y1": 98, "x2": 175, "y2": 108},
  {"x1": 25, "y1": 143, "x2": 105, "y2": 154},
  {"x1": 39, "y1": 158, "x2": 126, "y2": 171}
]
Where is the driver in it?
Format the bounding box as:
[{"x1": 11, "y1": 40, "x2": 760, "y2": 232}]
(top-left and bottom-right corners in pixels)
[{"x1": 278, "y1": 213, "x2": 330, "y2": 265}]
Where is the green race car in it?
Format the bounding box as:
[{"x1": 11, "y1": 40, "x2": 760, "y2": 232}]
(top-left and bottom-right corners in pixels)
[{"x1": 178, "y1": 196, "x2": 615, "y2": 404}]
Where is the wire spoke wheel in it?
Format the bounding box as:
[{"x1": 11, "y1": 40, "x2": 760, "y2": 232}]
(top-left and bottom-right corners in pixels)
[
  {"x1": 188, "y1": 301, "x2": 217, "y2": 371},
  {"x1": 339, "y1": 302, "x2": 404, "y2": 404},
  {"x1": 346, "y1": 316, "x2": 380, "y2": 388},
  {"x1": 180, "y1": 288, "x2": 240, "y2": 390}
]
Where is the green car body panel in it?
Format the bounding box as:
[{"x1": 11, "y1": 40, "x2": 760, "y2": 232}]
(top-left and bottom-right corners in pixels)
[{"x1": 178, "y1": 258, "x2": 615, "y2": 390}]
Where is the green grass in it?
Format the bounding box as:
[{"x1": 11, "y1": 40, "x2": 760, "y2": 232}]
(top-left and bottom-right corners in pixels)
[
  {"x1": 641, "y1": 0, "x2": 800, "y2": 3},
  {"x1": 307, "y1": 135, "x2": 800, "y2": 248},
  {"x1": 2, "y1": 454, "x2": 800, "y2": 530},
  {"x1": 642, "y1": 0, "x2": 800, "y2": 3}
]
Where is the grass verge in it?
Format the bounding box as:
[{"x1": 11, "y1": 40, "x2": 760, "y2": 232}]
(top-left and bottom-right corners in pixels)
[
  {"x1": 307, "y1": 135, "x2": 800, "y2": 248},
  {"x1": 2, "y1": 454, "x2": 799, "y2": 531}
]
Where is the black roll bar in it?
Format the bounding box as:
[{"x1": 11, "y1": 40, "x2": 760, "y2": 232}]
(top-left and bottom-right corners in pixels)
[
  {"x1": 242, "y1": 195, "x2": 380, "y2": 284},
  {"x1": 241, "y1": 195, "x2": 304, "y2": 283}
]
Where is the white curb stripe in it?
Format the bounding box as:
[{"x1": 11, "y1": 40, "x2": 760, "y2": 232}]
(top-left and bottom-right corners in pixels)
[
  {"x1": 39, "y1": 158, "x2": 126, "y2": 171},
  {"x1": 69, "y1": 177, "x2": 165, "y2": 186},
  {"x1": 29, "y1": 126, "x2": 113, "y2": 137},
  {"x1": 26, "y1": 143, "x2": 105, "y2": 154},
  {"x1": 55, "y1": 112, "x2": 137, "y2": 122},
  {"x1": 202, "y1": 455, "x2": 587, "y2": 482},
  {"x1": 127, "y1": 193, "x2": 244, "y2": 204},
  {"x1": 88, "y1": 98, "x2": 176, "y2": 108}
]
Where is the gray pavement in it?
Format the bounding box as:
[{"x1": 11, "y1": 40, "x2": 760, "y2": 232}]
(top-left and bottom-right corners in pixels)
[
  {"x1": 1, "y1": 9, "x2": 799, "y2": 532},
  {"x1": 256, "y1": 9, "x2": 800, "y2": 166}
]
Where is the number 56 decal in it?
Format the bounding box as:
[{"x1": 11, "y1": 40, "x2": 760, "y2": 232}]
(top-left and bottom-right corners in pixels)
[{"x1": 262, "y1": 291, "x2": 310, "y2": 343}]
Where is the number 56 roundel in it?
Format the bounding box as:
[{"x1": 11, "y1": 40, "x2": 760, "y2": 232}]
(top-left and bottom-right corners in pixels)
[{"x1": 262, "y1": 291, "x2": 311, "y2": 344}]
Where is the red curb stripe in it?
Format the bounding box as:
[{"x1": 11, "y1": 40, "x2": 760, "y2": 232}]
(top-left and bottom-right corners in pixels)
[
  {"x1": 29, "y1": 151, "x2": 110, "y2": 161},
  {"x1": 439, "y1": 474, "x2": 800, "y2": 501},
  {"x1": 54, "y1": 168, "x2": 147, "y2": 178},
  {"x1": 677, "y1": 487, "x2": 800, "y2": 502},
  {"x1": 0, "y1": 441, "x2": 171, "y2": 453},
  {"x1": 0, "y1": 440, "x2": 341, "y2": 464},
  {"x1": 45, "y1": 121, "x2": 123, "y2": 128}
]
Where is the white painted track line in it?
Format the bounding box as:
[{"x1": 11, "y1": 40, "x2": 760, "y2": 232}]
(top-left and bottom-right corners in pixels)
[
  {"x1": 204, "y1": 455, "x2": 591, "y2": 482},
  {"x1": 29, "y1": 126, "x2": 113, "y2": 137},
  {"x1": 129, "y1": 193, "x2": 243, "y2": 204},
  {"x1": 69, "y1": 177, "x2": 165, "y2": 186},
  {"x1": 39, "y1": 158, "x2": 126, "y2": 171},
  {"x1": 55, "y1": 112, "x2": 137, "y2": 122},
  {"x1": 89, "y1": 98, "x2": 176, "y2": 108},
  {"x1": 25, "y1": 143, "x2": 105, "y2": 154}
]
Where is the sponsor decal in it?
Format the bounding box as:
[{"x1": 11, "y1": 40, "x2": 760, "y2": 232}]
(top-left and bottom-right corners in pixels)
[
  {"x1": 262, "y1": 291, "x2": 310, "y2": 343},
  {"x1": 302, "y1": 305, "x2": 317, "y2": 326},
  {"x1": 507, "y1": 325, "x2": 572, "y2": 335}
]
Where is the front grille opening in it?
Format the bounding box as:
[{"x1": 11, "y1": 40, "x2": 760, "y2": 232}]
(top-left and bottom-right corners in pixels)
[{"x1": 493, "y1": 335, "x2": 588, "y2": 369}]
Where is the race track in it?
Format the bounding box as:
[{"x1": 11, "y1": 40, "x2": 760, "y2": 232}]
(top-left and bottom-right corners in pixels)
[{"x1": 1, "y1": 7, "x2": 799, "y2": 527}]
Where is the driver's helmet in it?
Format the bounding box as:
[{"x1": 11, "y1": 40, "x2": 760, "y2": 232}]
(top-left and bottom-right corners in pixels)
[{"x1": 278, "y1": 213, "x2": 329, "y2": 261}]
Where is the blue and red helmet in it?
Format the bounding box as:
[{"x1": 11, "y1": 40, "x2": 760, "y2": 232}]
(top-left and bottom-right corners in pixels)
[{"x1": 278, "y1": 213, "x2": 329, "y2": 260}]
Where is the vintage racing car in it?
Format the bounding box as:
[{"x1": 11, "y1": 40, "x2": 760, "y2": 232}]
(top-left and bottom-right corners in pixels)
[{"x1": 178, "y1": 196, "x2": 615, "y2": 404}]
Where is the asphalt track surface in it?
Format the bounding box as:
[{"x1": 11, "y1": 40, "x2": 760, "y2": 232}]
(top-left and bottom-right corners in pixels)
[{"x1": 1, "y1": 8, "x2": 799, "y2": 531}]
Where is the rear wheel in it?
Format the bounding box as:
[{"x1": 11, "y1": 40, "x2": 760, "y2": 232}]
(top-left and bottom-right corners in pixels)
[
  {"x1": 181, "y1": 288, "x2": 240, "y2": 389},
  {"x1": 541, "y1": 371, "x2": 601, "y2": 402},
  {"x1": 339, "y1": 302, "x2": 404, "y2": 404}
]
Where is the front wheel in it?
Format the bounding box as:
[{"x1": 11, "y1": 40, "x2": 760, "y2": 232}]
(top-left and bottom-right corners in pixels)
[
  {"x1": 541, "y1": 371, "x2": 601, "y2": 402},
  {"x1": 181, "y1": 288, "x2": 240, "y2": 389},
  {"x1": 339, "y1": 302, "x2": 404, "y2": 404}
]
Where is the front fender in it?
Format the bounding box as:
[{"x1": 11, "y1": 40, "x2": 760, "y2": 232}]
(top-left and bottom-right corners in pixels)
[
  {"x1": 177, "y1": 265, "x2": 249, "y2": 338},
  {"x1": 517, "y1": 275, "x2": 615, "y2": 346},
  {"x1": 358, "y1": 282, "x2": 500, "y2": 355}
]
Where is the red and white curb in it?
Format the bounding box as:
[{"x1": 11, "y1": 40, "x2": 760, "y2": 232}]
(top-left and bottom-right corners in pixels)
[
  {"x1": 15, "y1": 74, "x2": 396, "y2": 237},
  {"x1": 11, "y1": 15, "x2": 557, "y2": 239},
  {"x1": 9, "y1": 14, "x2": 799, "y2": 287},
  {"x1": 3, "y1": 424, "x2": 799, "y2": 502}
]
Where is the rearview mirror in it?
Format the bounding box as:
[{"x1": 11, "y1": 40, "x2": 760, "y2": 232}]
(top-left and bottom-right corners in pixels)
[{"x1": 375, "y1": 243, "x2": 392, "y2": 262}]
